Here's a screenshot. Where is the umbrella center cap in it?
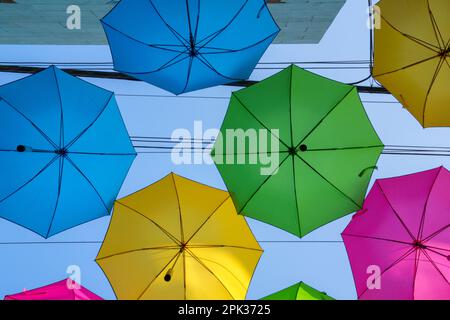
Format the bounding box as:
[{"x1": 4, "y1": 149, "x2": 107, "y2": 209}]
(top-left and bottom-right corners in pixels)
[
  {"x1": 189, "y1": 48, "x2": 198, "y2": 57},
  {"x1": 288, "y1": 147, "x2": 296, "y2": 155},
  {"x1": 55, "y1": 148, "x2": 67, "y2": 155},
  {"x1": 441, "y1": 48, "x2": 450, "y2": 57},
  {"x1": 180, "y1": 242, "x2": 187, "y2": 251},
  {"x1": 413, "y1": 240, "x2": 426, "y2": 249}
]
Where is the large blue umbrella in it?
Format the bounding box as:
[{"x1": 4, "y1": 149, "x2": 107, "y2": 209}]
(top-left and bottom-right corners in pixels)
[
  {"x1": 101, "y1": 0, "x2": 279, "y2": 94},
  {"x1": 0, "y1": 66, "x2": 136, "y2": 238}
]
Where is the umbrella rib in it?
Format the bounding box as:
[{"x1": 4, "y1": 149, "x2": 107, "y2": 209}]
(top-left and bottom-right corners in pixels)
[
  {"x1": 423, "y1": 224, "x2": 449, "y2": 242},
  {"x1": 296, "y1": 155, "x2": 361, "y2": 208},
  {"x1": 422, "y1": 56, "x2": 445, "y2": 126},
  {"x1": 444, "y1": 55, "x2": 450, "y2": 71},
  {"x1": 232, "y1": 93, "x2": 290, "y2": 150},
  {"x1": 193, "y1": 0, "x2": 201, "y2": 44},
  {"x1": 171, "y1": 174, "x2": 184, "y2": 244},
  {"x1": 115, "y1": 201, "x2": 181, "y2": 245},
  {"x1": 380, "y1": 15, "x2": 441, "y2": 53},
  {"x1": 101, "y1": 21, "x2": 188, "y2": 53},
  {"x1": 116, "y1": 51, "x2": 189, "y2": 76},
  {"x1": 195, "y1": 52, "x2": 243, "y2": 81},
  {"x1": 195, "y1": 0, "x2": 249, "y2": 49},
  {"x1": 373, "y1": 54, "x2": 440, "y2": 78},
  {"x1": 199, "y1": 31, "x2": 279, "y2": 55},
  {"x1": 96, "y1": 245, "x2": 180, "y2": 261},
  {"x1": 187, "y1": 248, "x2": 249, "y2": 292},
  {"x1": 425, "y1": 244, "x2": 450, "y2": 252},
  {"x1": 64, "y1": 156, "x2": 110, "y2": 215},
  {"x1": 188, "y1": 244, "x2": 262, "y2": 252},
  {"x1": 296, "y1": 88, "x2": 354, "y2": 148},
  {"x1": 377, "y1": 182, "x2": 416, "y2": 241},
  {"x1": 185, "y1": 248, "x2": 239, "y2": 298},
  {"x1": 67, "y1": 151, "x2": 136, "y2": 156},
  {"x1": 136, "y1": 251, "x2": 182, "y2": 300},
  {"x1": 179, "y1": 57, "x2": 194, "y2": 94},
  {"x1": 0, "y1": 155, "x2": 59, "y2": 205},
  {"x1": 238, "y1": 155, "x2": 291, "y2": 216},
  {"x1": 45, "y1": 156, "x2": 65, "y2": 238},
  {"x1": 426, "y1": 247, "x2": 450, "y2": 258},
  {"x1": 358, "y1": 246, "x2": 416, "y2": 298},
  {"x1": 182, "y1": 250, "x2": 187, "y2": 300},
  {"x1": 412, "y1": 249, "x2": 421, "y2": 299},
  {"x1": 291, "y1": 154, "x2": 302, "y2": 236},
  {"x1": 290, "y1": 67, "x2": 301, "y2": 235},
  {"x1": 0, "y1": 97, "x2": 58, "y2": 149},
  {"x1": 307, "y1": 145, "x2": 384, "y2": 152},
  {"x1": 51, "y1": 67, "x2": 64, "y2": 148},
  {"x1": 185, "y1": 0, "x2": 194, "y2": 45},
  {"x1": 147, "y1": 0, "x2": 190, "y2": 47},
  {"x1": 417, "y1": 167, "x2": 442, "y2": 241},
  {"x1": 342, "y1": 233, "x2": 413, "y2": 246},
  {"x1": 184, "y1": 196, "x2": 231, "y2": 244},
  {"x1": 64, "y1": 93, "x2": 113, "y2": 150},
  {"x1": 421, "y1": 249, "x2": 450, "y2": 284},
  {"x1": 427, "y1": 0, "x2": 445, "y2": 50}
]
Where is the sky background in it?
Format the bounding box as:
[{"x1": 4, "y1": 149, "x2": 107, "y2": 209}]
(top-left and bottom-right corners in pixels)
[{"x1": 0, "y1": 0, "x2": 449, "y2": 300}]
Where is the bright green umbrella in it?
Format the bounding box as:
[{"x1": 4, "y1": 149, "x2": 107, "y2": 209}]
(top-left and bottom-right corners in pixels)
[
  {"x1": 212, "y1": 65, "x2": 383, "y2": 237},
  {"x1": 261, "y1": 282, "x2": 334, "y2": 300}
]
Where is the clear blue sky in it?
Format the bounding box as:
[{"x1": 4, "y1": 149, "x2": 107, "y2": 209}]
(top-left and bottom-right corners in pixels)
[{"x1": 1, "y1": 0, "x2": 449, "y2": 300}]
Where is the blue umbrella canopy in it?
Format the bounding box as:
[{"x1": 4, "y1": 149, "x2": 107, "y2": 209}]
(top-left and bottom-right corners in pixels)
[
  {"x1": 101, "y1": 0, "x2": 279, "y2": 94},
  {"x1": 0, "y1": 66, "x2": 136, "y2": 238}
]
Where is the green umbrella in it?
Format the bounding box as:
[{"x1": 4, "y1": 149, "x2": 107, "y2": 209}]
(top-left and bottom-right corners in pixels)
[
  {"x1": 212, "y1": 65, "x2": 383, "y2": 237},
  {"x1": 261, "y1": 281, "x2": 334, "y2": 300}
]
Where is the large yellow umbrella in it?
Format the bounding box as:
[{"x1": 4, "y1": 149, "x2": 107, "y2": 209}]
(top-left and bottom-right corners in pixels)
[
  {"x1": 96, "y1": 173, "x2": 262, "y2": 300},
  {"x1": 373, "y1": 0, "x2": 450, "y2": 127}
]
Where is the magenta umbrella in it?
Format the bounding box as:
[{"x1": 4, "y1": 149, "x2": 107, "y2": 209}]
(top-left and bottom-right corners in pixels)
[
  {"x1": 342, "y1": 167, "x2": 450, "y2": 300},
  {"x1": 4, "y1": 279, "x2": 103, "y2": 300}
]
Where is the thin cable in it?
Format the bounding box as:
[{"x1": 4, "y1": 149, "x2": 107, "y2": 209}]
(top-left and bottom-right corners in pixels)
[
  {"x1": 0, "y1": 240, "x2": 343, "y2": 245},
  {"x1": 345, "y1": 0, "x2": 375, "y2": 85},
  {"x1": 0, "y1": 241, "x2": 103, "y2": 245}
]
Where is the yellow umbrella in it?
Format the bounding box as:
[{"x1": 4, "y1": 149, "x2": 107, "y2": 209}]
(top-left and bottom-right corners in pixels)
[
  {"x1": 96, "y1": 173, "x2": 262, "y2": 300},
  {"x1": 373, "y1": 0, "x2": 450, "y2": 127}
]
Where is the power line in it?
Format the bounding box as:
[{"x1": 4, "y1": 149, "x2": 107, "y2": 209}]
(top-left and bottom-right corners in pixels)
[
  {"x1": 0, "y1": 64, "x2": 390, "y2": 94},
  {"x1": 0, "y1": 240, "x2": 343, "y2": 245}
]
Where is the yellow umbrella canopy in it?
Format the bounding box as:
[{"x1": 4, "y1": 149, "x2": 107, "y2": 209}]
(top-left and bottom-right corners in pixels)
[
  {"x1": 373, "y1": 0, "x2": 450, "y2": 127},
  {"x1": 96, "y1": 173, "x2": 262, "y2": 300}
]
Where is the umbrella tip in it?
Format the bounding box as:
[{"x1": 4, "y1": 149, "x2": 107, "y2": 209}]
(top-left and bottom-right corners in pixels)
[
  {"x1": 164, "y1": 268, "x2": 173, "y2": 282},
  {"x1": 299, "y1": 144, "x2": 308, "y2": 152},
  {"x1": 16, "y1": 145, "x2": 26, "y2": 152}
]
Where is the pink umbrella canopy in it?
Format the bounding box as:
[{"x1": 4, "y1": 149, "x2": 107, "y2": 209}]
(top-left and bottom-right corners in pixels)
[
  {"x1": 342, "y1": 167, "x2": 450, "y2": 300},
  {"x1": 4, "y1": 279, "x2": 103, "y2": 300}
]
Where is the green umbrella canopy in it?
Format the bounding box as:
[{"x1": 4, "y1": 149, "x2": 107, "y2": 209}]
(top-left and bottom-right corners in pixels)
[
  {"x1": 261, "y1": 282, "x2": 334, "y2": 300},
  {"x1": 212, "y1": 65, "x2": 383, "y2": 237}
]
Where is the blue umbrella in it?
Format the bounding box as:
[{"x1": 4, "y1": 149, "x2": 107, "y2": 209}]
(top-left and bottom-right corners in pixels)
[
  {"x1": 101, "y1": 0, "x2": 279, "y2": 94},
  {"x1": 0, "y1": 66, "x2": 136, "y2": 238}
]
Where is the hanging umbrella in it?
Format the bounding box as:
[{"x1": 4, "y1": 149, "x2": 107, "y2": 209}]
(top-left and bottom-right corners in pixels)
[
  {"x1": 96, "y1": 173, "x2": 262, "y2": 300},
  {"x1": 342, "y1": 167, "x2": 450, "y2": 300},
  {"x1": 101, "y1": 0, "x2": 279, "y2": 94},
  {"x1": 373, "y1": 0, "x2": 450, "y2": 127},
  {"x1": 212, "y1": 65, "x2": 384, "y2": 238},
  {"x1": 4, "y1": 279, "x2": 103, "y2": 300},
  {"x1": 261, "y1": 281, "x2": 334, "y2": 300},
  {"x1": 0, "y1": 66, "x2": 136, "y2": 238}
]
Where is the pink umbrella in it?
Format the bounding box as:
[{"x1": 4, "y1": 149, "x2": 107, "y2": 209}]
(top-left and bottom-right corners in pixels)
[
  {"x1": 342, "y1": 167, "x2": 450, "y2": 300},
  {"x1": 4, "y1": 279, "x2": 103, "y2": 300}
]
